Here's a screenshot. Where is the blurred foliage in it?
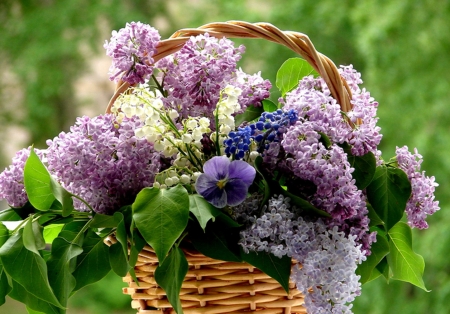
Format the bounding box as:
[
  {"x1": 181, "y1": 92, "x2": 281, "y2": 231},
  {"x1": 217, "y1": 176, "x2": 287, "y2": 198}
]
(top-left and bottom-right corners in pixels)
[{"x1": 1, "y1": 0, "x2": 449, "y2": 313}]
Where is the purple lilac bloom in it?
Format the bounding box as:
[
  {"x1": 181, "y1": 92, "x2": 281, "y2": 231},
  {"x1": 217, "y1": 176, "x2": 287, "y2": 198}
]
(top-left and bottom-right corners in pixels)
[
  {"x1": 281, "y1": 121, "x2": 374, "y2": 253},
  {"x1": 239, "y1": 195, "x2": 365, "y2": 314},
  {"x1": 283, "y1": 65, "x2": 382, "y2": 157},
  {"x1": 156, "y1": 34, "x2": 271, "y2": 120},
  {"x1": 104, "y1": 22, "x2": 160, "y2": 84},
  {"x1": 396, "y1": 146, "x2": 439, "y2": 229},
  {"x1": 0, "y1": 148, "x2": 45, "y2": 208},
  {"x1": 195, "y1": 156, "x2": 256, "y2": 208},
  {"x1": 46, "y1": 114, "x2": 161, "y2": 214}
]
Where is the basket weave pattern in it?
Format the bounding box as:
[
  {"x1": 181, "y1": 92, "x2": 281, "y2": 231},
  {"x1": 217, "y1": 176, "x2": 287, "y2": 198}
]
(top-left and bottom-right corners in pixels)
[
  {"x1": 107, "y1": 21, "x2": 357, "y2": 314},
  {"x1": 107, "y1": 237, "x2": 307, "y2": 314}
]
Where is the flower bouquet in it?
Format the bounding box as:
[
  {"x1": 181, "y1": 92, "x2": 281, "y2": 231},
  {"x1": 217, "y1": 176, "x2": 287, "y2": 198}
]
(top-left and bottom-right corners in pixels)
[{"x1": 0, "y1": 21, "x2": 439, "y2": 314}]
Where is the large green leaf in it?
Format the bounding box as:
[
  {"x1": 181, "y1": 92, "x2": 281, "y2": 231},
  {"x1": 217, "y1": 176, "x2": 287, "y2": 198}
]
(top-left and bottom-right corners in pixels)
[
  {"x1": 72, "y1": 230, "x2": 110, "y2": 292},
  {"x1": 109, "y1": 212, "x2": 130, "y2": 277},
  {"x1": 366, "y1": 166, "x2": 411, "y2": 231},
  {"x1": 154, "y1": 247, "x2": 188, "y2": 314},
  {"x1": 241, "y1": 249, "x2": 291, "y2": 293},
  {"x1": 348, "y1": 151, "x2": 377, "y2": 190},
  {"x1": 0, "y1": 266, "x2": 11, "y2": 306},
  {"x1": 356, "y1": 233, "x2": 390, "y2": 284},
  {"x1": 43, "y1": 224, "x2": 64, "y2": 244},
  {"x1": 0, "y1": 208, "x2": 22, "y2": 222},
  {"x1": 387, "y1": 222, "x2": 428, "y2": 291},
  {"x1": 190, "y1": 215, "x2": 242, "y2": 262},
  {"x1": 8, "y1": 279, "x2": 60, "y2": 314},
  {"x1": 49, "y1": 176, "x2": 74, "y2": 217},
  {"x1": 46, "y1": 236, "x2": 83, "y2": 307},
  {"x1": 0, "y1": 222, "x2": 9, "y2": 247},
  {"x1": 276, "y1": 58, "x2": 318, "y2": 96},
  {"x1": 23, "y1": 218, "x2": 45, "y2": 255},
  {"x1": 0, "y1": 232, "x2": 63, "y2": 309},
  {"x1": 133, "y1": 185, "x2": 189, "y2": 264},
  {"x1": 90, "y1": 213, "x2": 119, "y2": 229},
  {"x1": 24, "y1": 149, "x2": 55, "y2": 211},
  {"x1": 189, "y1": 194, "x2": 221, "y2": 231}
]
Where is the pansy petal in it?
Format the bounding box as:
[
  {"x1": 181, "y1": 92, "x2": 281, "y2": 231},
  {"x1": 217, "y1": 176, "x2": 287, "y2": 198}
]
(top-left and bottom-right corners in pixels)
[
  {"x1": 224, "y1": 179, "x2": 249, "y2": 206},
  {"x1": 228, "y1": 160, "x2": 256, "y2": 187},
  {"x1": 203, "y1": 156, "x2": 230, "y2": 181},
  {"x1": 195, "y1": 173, "x2": 227, "y2": 208}
]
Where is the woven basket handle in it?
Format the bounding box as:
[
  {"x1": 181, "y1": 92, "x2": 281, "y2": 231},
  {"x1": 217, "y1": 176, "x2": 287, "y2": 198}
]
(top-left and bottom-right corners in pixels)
[{"x1": 106, "y1": 20, "x2": 352, "y2": 113}]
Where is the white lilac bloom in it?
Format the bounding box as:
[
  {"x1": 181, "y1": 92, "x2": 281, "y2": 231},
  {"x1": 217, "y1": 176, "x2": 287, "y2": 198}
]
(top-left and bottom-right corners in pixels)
[
  {"x1": 195, "y1": 156, "x2": 256, "y2": 208},
  {"x1": 396, "y1": 146, "x2": 440, "y2": 229},
  {"x1": 104, "y1": 22, "x2": 160, "y2": 84}
]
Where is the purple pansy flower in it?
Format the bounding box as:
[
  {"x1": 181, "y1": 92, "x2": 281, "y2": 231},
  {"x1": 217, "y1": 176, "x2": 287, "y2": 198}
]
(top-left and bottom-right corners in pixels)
[{"x1": 195, "y1": 156, "x2": 256, "y2": 208}]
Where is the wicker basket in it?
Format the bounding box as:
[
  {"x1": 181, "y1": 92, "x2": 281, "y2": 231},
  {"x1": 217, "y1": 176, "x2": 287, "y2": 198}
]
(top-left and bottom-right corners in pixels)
[
  {"x1": 106, "y1": 21, "x2": 355, "y2": 314},
  {"x1": 107, "y1": 236, "x2": 307, "y2": 314}
]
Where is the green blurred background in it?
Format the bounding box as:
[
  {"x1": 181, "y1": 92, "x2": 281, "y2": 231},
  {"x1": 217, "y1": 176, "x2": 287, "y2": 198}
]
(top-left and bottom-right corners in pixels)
[{"x1": 0, "y1": 0, "x2": 449, "y2": 313}]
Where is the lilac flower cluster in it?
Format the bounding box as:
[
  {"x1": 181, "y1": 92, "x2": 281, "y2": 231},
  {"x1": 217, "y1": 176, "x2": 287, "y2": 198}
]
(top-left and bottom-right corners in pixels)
[
  {"x1": 104, "y1": 22, "x2": 160, "y2": 84},
  {"x1": 0, "y1": 148, "x2": 44, "y2": 207},
  {"x1": 239, "y1": 195, "x2": 365, "y2": 313},
  {"x1": 46, "y1": 114, "x2": 161, "y2": 214},
  {"x1": 156, "y1": 34, "x2": 271, "y2": 120},
  {"x1": 281, "y1": 121, "x2": 373, "y2": 253},
  {"x1": 282, "y1": 65, "x2": 382, "y2": 157},
  {"x1": 396, "y1": 146, "x2": 440, "y2": 229}
]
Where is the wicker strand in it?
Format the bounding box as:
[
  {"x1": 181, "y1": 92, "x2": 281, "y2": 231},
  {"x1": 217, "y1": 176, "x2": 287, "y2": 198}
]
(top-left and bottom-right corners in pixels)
[{"x1": 106, "y1": 21, "x2": 352, "y2": 114}]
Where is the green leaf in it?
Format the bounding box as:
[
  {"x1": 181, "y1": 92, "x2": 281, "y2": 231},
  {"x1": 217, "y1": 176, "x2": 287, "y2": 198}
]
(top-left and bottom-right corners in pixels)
[
  {"x1": 190, "y1": 215, "x2": 242, "y2": 262},
  {"x1": 189, "y1": 194, "x2": 221, "y2": 231},
  {"x1": 269, "y1": 179, "x2": 331, "y2": 218},
  {"x1": 376, "y1": 257, "x2": 390, "y2": 281},
  {"x1": 0, "y1": 232, "x2": 64, "y2": 309},
  {"x1": 72, "y1": 230, "x2": 111, "y2": 292},
  {"x1": 276, "y1": 58, "x2": 318, "y2": 96},
  {"x1": 128, "y1": 230, "x2": 146, "y2": 282},
  {"x1": 262, "y1": 99, "x2": 278, "y2": 112},
  {"x1": 154, "y1": 247, "x2": 188, "y2": 314},
  {"x1": 241, "y1": 249, "x2": 291, "y2": 293},
  {"x1": 356, "y1": 233, "x2": 390, "y2": 284},
  {"x1": 8, "y1": 279, "x2": 60, "y2": 314},
  {"x1": 90, "y1": 213, "x2": 119, "y2": 229},
  {"x1": 0, "y1": 266, "x2": 11, "y2": 306},
  {"x1": 387, "y1": 222, "x2": 428, "y2": 291},
  {"x1": 49, "y1": 176, "x2": 74, "y2": 217},
  {"x1": 348, "y1": 151, "x2": 377, "y2": 190},
  {"x1": 26, "y1": 307, "x2": 47, "y2": 314},
  {"x1": 0, "y1": 222, "x2": 9, "y2": 247},
  {"x1": 235, "y1": 104, "x2": 264, "y2": 126},
  {"x1": 133, "y1": 185, "x2": 189, "y2": 264},
  {"x1": 24, "y1": 148, "x2": 56, "y2": 211},
  {"x1": 43, "y1": 224, "x2": 64, "y2": 244},
  {"x1": 366, "y1": 166, "x2": 412, "y2": 231},
  {"x1": 367, "y1": 203, "x2": 384, "y2": 227},
  {"x1": 46, "y1": 236, "x2": 83, "y2": 308},
  {"x1": 109, "y1": 212, "x2": 130, "y2": 277},
  {"x1": 254, "y1": 156, "x2": 272, "y2": 207},
  {"x1": 0, "y1": 208, "x2": 22, "y2": 222},
  {"x1": 318, "y1": 132, "x2": 332, "y2": 149},
  {"x1": 23, "y1": 218, "x2": 45, "y2": 254}
]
